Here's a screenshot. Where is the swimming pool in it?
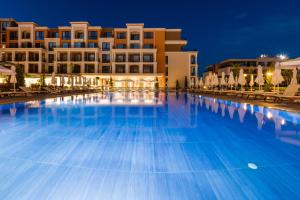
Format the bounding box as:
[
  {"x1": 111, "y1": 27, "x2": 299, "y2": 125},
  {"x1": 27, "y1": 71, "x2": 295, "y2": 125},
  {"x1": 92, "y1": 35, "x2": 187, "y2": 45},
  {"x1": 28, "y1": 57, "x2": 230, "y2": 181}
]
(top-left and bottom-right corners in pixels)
[{"x1": 0, "y1": 92, "x2": 299, "y2": 199}]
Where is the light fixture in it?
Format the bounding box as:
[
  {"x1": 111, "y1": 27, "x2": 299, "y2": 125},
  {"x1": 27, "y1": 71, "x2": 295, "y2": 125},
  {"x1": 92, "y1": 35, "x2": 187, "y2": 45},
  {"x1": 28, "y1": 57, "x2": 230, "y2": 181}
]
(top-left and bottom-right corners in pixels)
[
  {"x1": 266, "y1": 72, "x2": 273, "y2": 77},
  {"x1": 277, "y1": 54, "x2": 288, "y2": 60},
  {"x1": 248, "y1": 163, "x2": 258, "y2": 170}
]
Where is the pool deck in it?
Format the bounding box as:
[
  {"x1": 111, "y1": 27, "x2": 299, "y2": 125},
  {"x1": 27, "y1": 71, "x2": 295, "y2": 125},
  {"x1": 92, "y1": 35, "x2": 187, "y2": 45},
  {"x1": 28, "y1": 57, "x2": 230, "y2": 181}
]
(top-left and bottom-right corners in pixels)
[{"x1": 1, "y1": 91, "x2": 300, "y2": 113}]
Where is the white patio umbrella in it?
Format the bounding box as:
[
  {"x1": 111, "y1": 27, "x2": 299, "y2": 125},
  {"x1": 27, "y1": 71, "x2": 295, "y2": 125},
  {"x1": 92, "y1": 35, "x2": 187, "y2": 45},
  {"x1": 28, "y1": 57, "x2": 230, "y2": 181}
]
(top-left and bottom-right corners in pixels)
[
  {"x1": 255, "y1": 65, "x2": 264, "y2": 91},
  {"x1": 238, "y1": 68, "x2": 246, "y2": 89},
  {"x1": 271, "y1": 67, "x2": 284, "y2": 92},
  {"x1": 228, "y1": 71, "x2": 235, "y2": 90},
  {"x1": 79, "y1": 77, "x2": 82, "y2": 85},
  {"x1": 238, "y1": 106, "x2": 246, "y2": 123},
  {"x1": 220, "y1": 72, "x2": 226, "y2": 87},
  {"x1": 51, "y1": 72, "x2": 56, "y2": 86},
  {"x1": 291, "y1": 67, "x2": 298, "y2": 85},
  {"x1": 10, "y1": 66, "x2": 17, "y2": 92}
]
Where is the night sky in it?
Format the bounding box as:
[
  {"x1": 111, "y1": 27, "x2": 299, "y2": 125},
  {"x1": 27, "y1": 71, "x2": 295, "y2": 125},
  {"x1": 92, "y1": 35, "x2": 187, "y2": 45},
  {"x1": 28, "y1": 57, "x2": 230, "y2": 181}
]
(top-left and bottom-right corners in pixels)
[{"x1": 1, "y1": 0, "x2": 300, "y2": 73}]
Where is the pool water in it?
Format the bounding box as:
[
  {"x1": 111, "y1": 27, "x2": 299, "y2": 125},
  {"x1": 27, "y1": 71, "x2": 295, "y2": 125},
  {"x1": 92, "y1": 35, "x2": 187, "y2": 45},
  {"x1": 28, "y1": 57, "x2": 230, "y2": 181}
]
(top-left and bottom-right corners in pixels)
[{"x1": 0, "y1": 92, "x2": 300, "y2": 200}]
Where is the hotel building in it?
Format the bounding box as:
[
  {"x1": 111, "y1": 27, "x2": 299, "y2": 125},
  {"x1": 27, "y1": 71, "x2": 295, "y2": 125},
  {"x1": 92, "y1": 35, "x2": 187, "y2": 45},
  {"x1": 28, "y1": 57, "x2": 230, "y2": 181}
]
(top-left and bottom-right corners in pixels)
[{"x1": 0, "y1": 19, "x2": 198, "y2": 89}]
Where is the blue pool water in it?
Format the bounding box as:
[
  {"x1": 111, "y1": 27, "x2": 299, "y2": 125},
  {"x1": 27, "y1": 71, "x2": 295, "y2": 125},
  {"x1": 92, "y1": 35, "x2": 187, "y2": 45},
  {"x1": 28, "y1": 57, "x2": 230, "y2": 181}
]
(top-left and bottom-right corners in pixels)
[{"x1": 0, "y1": 92, "x2": 300, "y2": 200}]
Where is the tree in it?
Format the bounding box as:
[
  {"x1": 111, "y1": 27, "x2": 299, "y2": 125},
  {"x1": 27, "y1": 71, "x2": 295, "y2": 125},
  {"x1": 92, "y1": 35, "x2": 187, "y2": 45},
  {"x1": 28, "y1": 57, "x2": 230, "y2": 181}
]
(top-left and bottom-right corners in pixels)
[
  {"x1": 184, "y1": 76, "x2": 188, "y2": 89},
  {"x1": 232, "y1": 63, "x2": 240, "y2": 77},
  {"x1": 176, "y1": 80, "x2": 180, "y2": 91},
  {"x1": 154, "y1": 77, "x2": 159, "y2": 90},
  {"x1": 109, "y1": 77, "x2": 113, "y2": 89},
  {"x1": 282, "y1": 69, "x2": 293, "y2": 86},
  {"x1": 15, "y1": 64, "x2": 25, "y2": 87}
]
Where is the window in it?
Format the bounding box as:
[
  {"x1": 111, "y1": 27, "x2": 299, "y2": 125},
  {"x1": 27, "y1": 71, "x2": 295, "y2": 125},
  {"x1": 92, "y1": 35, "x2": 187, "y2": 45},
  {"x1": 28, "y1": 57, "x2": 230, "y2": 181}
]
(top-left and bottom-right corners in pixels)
[
  {"x1": 116, "y1": 32, "x2": 126, "y2": 39},
  {"x1": 71, "y1": 53, "x2": 82, "y2": 61},
  {"x1": 62, "y1": 42, "x2": 70, "y2": 48},
  {"x1": 72, "y1": 64, "x2": 81, "y2": 73},
  {"x1": 129, "y1": 54, "x2": 140, "y2": 62},
  {"x1": 88, "y1": 31, "x2": 98, "y2": 40},
  {"x1": 143, "y1": 54, "x2": 153, "y2": 62},
  {"x1": 48, "y1": 42, "x2": 56, "y2": 51},
  {"x1": 35, "y1": 31, "x2": 44, "y2": 40},
  {"x1": 21, "y1": 42, "x2": 32, "y2": 48},
  {"x1": 144, "y1": 44, "x2": 153, "y2": 49},
  {"x1": 191, "y1": 55, "x2": 196, "y2": 64},
  {"x1": 9, "y1": 43, "x2": 18, "y2": 48},
  {"x1": 59, "y1": 53, "x2": 68, "y2": 61},
  {"x1": 9, "y1": 31, "x2": 18, "y2": 40},
  {"x1": 130, "y1": 43, "x2": 140, "y2": 49},
  {"x1": 85, "y1": 64, "x2": 95, "y2": 73},
  {"x1": 165, "y1": 56, "x2": 168, "y2": 64},
  {"x1": 102, "y1": 54, "x2": 110, "y2": 63},
  {"x1": 116, "y1": 44, "x2": 126, "y2": 49},
  {"x1": 191, "y1": 67, "x2": 196, "y2": 76},
  {"x1": 144, "y1": 32, "x2": 153, "y2": 39},
  {"x1": 143, "y1": 65, "x2": 153, "y2": 73},
  {"x1": 116, "y1": 54, "x2": 126, "y2": 62},
  {"x1": 57, "y1": 64, "x2": 67, "y2": 74},
  {"x1": 22, "y1": 31, "x2": 30, "y2": 39},
  {"x1": 102, "y1": 66, "x2": 111, "y2": 73},
  {"x1": 62, "y1": 31, "x2": 71, "y2": 40},
  {"x1": 165, "y1": 67, "x2": 168, "y2": 76},
  {"x1": 28, "y1": 52, "x2": 39, "y2": 61},
  {"x1": 85, "y1": 53, "x2": 95, "y2": 61},
  {"x1": 88, "y1": 42, "x2": 98, "y2": 48},
  {"x1": 48, "y1": 31, "x2": 58, "y2": 38},
  {"x1": 130, "y1": 65, "x2": 139, "y2": 73},
  {"x1": 28, "y1": 64, "x2": 39, "y2": 73},
  {"x1": 48, "y1": 54, "x2": 54, "y2": 63},
  {"x1": 75, "y1": 31, "x2": 84, "y2": 39},
  {"x1": 15, "y1": 53, "x2": 26, "y2": 61},
  {"x1": 116, "y1": 65, "x2": 125, "y2": 73},
  {"x1": 74, "y1": 42, "x2": 85, "y2": 48},
  {"x1": 35, "y1": 43, "x2": 44, "y2": 48},
  {"x1": 48, "y1": 66, "x2": 54, "y2": 73},
  {"x1": 102, "y1": 42, "x2": 110, "y2": 51},
  {"x1": 130, "y1": 33, "x2": 140, "y2": 40},
  {"x1": 102, "y1": 32, "x2": 112, "y2": 38}
]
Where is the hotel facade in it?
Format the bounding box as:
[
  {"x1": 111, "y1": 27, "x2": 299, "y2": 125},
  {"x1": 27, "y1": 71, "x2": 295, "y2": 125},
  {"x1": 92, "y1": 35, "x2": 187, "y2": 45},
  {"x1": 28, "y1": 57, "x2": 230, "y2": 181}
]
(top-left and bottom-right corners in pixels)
[{"x1": 0, "y1": 18, "x2": 198, "y2": 89}]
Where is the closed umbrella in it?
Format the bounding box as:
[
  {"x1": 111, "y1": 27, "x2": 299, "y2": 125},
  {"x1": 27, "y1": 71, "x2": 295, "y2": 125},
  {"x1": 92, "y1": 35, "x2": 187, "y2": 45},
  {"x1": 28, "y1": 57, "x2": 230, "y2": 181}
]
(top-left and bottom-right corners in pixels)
[
  {"x1": 10, "y1": 66, "x2": 17, "y2": 92},
  {"x1": 255, "y1": 65, "x2": 264, "y2": 91},
  {"x1": 272, "y1": 67, "x2": 284, "y2": 93},
  {"x1": 291, "y1": 67, "x2": 298, "y2": 85},
  {"x1": 51, "y1": 72, "x2": 56, "y2": 86},
  {"x1": 213, "y1": 73, "x2": 219, "y2": 88},
  {"x1": 61, "y1": 75, "x2": 65, "y2": 87},
  {"x1": 228, "y1": 71, "x2": 235, "y2": 90},
  {"x1": 249, "y1": 74, "x2": 254, "y2": 91},
  {"x1": 238, "y1": 69, "x2": 246, "y2": 89},
  {"x1": 220, "y1": 72, "x2": 226, "y2": 87}
]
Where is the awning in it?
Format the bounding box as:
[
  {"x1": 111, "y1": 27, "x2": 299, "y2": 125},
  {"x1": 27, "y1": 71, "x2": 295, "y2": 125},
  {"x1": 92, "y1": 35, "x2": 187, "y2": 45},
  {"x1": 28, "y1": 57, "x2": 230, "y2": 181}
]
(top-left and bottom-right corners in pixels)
[
  {"x1": 279, "y1": 58, "x2": 300, "y2": 69},
  {"x1": 0, "y1": 66, "x2": 14, "y2": 75}
]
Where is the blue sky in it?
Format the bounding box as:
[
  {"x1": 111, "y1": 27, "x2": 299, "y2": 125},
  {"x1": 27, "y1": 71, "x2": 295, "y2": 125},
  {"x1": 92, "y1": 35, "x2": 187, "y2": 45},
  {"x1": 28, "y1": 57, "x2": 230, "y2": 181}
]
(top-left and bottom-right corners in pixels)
[{"x1": 1, "y1": 0, "x2": 300, "y2": 73}]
